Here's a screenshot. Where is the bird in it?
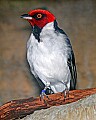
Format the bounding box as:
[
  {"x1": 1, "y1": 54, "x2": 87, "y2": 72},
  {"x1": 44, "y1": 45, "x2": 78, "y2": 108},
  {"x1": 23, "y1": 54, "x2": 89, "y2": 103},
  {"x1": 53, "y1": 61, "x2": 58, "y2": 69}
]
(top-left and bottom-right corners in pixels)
[{"x1": 21, "y1": 8, "x2": 77, "y2": 99}]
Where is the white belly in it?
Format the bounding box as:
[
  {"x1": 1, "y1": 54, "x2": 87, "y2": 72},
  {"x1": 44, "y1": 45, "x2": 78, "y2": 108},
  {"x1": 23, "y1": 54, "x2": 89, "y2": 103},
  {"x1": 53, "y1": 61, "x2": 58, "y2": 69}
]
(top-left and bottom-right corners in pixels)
[
  {"x1": 27, "y1": 25, "x2": 71, "y2": 93},
  {"x1": 27, "y1": 40, "x2": 71, "y2": 93}
]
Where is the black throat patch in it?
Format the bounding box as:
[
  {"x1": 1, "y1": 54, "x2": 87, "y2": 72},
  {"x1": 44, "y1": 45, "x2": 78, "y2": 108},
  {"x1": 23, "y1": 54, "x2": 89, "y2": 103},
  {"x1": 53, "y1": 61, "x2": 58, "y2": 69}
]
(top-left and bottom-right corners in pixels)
[{"x1": 32, "y1": 25, "x2": 42, "y2": 42}]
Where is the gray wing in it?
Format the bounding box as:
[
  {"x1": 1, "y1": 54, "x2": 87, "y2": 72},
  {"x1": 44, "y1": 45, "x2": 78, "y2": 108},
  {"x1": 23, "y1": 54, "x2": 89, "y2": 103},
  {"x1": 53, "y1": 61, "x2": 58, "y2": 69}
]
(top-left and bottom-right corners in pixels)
[
  {"x1": 67, "y1": 51, "x2": 77, "y2": 90},
  {"x1": 54, "y1": 21, "x2": 77, "y2": 90}
]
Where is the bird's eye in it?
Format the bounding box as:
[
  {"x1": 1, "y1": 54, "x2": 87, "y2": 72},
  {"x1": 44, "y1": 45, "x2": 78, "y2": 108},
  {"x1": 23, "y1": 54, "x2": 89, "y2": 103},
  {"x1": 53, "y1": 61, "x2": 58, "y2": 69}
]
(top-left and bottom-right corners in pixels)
[{"x1": 37, "y1": 14, "x2": 42, "y2": 19}]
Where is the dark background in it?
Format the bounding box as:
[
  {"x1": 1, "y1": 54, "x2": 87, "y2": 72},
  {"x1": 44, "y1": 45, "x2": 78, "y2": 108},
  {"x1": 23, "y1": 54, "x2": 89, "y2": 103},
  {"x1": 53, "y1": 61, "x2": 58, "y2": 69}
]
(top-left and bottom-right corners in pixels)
[{"x1": 0, "y1": 0, "x2": 96, "y2": 105}]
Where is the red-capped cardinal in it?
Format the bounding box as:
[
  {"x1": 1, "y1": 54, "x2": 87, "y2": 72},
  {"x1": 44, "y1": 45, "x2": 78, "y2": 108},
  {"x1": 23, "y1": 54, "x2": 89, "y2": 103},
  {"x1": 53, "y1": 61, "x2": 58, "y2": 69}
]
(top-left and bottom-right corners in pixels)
[{"x1": 21, "y1": 8, "x2": 77, "y2": 99}]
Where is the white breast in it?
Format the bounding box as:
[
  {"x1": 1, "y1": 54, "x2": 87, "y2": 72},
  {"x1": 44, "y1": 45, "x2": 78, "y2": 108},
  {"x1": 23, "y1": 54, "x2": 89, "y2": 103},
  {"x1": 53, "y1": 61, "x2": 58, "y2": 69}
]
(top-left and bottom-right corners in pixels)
[{"x1": 27, "y1": 22, "x2": 71, "y2": 93}]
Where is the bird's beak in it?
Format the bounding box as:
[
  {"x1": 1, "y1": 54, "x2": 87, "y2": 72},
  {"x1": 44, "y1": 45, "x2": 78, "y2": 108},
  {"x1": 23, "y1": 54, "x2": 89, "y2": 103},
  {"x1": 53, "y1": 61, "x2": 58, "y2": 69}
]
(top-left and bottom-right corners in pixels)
[{"x1": 21, "y1": 14, "x2": 32, "y2": 20}]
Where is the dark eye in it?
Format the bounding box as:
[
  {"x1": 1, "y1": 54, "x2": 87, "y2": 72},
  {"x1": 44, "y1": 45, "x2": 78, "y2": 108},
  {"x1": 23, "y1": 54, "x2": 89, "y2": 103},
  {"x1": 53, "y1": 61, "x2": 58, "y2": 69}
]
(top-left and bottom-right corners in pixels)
[{"x1": 37, "y1": 14, "x2": 42, "y2": 19}]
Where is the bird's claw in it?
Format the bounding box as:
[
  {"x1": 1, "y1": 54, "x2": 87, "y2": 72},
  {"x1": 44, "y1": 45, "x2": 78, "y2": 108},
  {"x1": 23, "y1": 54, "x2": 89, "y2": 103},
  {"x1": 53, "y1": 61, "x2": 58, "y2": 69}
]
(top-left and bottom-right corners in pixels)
[
  {"x1": 63, "y1": 86, "x2": 69, "y2": 101},
  {"x1": 40, "y1": 89, "x2": 49, "y2": 102},
  {"x1": 40, "y1": 89, "x2": 46, "y2": 100},
  {"x1": 64, "y1": 89, "x2": 69, "y2": 98}
]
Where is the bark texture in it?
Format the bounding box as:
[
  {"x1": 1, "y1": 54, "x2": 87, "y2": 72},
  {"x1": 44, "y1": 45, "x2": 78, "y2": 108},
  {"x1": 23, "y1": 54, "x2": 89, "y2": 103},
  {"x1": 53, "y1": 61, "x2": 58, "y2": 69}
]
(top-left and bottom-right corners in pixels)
[
  {"x1": 0, "y1": 88, "x2": 96, "y2": 120},
  {"x1": 18, "y1": 93, "x2": 96, "y2": 120}
]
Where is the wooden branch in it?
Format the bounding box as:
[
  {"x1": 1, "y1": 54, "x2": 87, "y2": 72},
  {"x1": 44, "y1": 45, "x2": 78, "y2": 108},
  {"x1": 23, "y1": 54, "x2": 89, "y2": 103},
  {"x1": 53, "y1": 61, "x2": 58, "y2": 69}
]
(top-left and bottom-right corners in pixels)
[{"x1": 0, "y1": 88, "x2": 96, "y2": 120}]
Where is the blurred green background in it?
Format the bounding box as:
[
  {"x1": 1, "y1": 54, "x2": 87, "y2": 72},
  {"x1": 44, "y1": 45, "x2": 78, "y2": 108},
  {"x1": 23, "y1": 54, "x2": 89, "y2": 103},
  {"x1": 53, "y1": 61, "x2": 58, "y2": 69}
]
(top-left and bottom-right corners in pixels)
[{"x1": 0, "y1": 0, "x2": 96, "y2": 105}]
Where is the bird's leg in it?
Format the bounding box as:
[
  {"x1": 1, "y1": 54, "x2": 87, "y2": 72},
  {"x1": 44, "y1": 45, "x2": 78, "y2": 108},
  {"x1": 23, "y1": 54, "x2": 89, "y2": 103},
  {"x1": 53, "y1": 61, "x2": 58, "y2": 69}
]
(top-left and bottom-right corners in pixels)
[
  {"x1": 40, "y1": 87, "x2": 49, "y2": 101},
  {"x1": 63, "y1": 84, "x2": 69, "y2": 101},
  {"x1": 40, "y1": 82, "x2": 50, "y2": 101}
]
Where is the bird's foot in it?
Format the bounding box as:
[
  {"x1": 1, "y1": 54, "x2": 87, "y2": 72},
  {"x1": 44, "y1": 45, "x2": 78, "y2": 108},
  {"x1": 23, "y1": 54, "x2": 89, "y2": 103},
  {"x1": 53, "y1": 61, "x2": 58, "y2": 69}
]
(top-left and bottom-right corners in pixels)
[
  {"x1": 64, "y1": 89, "x2": 69, "y2": 98},
  {"x1": 40, "y1": 89, "x2": 50, "y2": 104},
  {"x1": 63, "y1": 89, "x2": 75, "y2": 101},
  {"x1": 40, "y1": 82, "x2": 53, "y2": 104},
  {"x1": 63, "y1": 85, "x2": 69, "y2": 101}
]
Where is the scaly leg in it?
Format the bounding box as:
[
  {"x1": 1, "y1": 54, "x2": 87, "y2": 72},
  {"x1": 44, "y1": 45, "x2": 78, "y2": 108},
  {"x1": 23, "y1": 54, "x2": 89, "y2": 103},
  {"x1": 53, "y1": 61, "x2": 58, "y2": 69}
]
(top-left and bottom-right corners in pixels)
[
  {"x1": 63, "y1": 83, "x2": 69, "y2": 101},
  {"x1": 40, "y1": 82, "x2": 51, "y2": 101}
]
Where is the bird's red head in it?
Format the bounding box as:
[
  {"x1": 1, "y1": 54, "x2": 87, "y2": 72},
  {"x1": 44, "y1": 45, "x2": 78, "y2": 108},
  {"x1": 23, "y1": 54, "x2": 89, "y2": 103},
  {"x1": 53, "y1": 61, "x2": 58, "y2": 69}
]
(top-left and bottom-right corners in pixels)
[{"x1": 21, "y1": 9, "x2": 56, "y2": 28}]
